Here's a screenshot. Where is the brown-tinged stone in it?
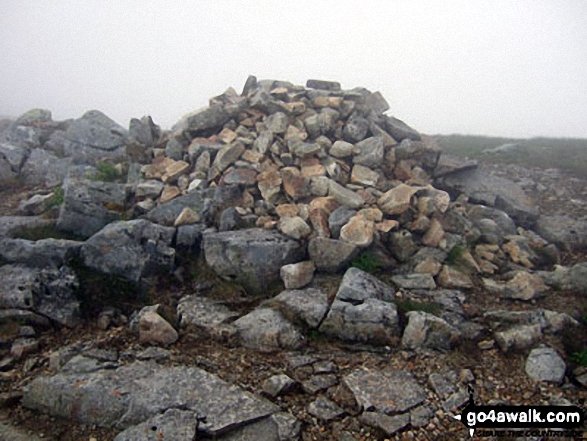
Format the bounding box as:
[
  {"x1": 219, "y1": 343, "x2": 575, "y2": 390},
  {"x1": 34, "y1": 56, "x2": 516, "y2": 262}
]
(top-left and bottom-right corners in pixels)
[
  {"x1": 351, "y1": 164, "x2": 379, "y2": 187},
  {"x1": 242, "y1": 149, "x2": 264, "y2": 164},
  {"x1": 414, "y1": 257, "x2": 442, "y2": 276},
  {"x1": 139, "y1": 311, "x2": 178, "y2": 346},
  {"x1": 376, "y1": 219, "x2": 400, "y2": 233},
  {"x1": 162, "y1": 160, "x2": 190, "y2": 183},
  {"x1": 280, "y1": 261, "x2": 316, "y2": 289},
  {"x1": 410, "y1": 215, "x2": 431, "y2": 232},
  {"x1": 340, "y1": 215, "x2": 374, "y2": 248},
  {"x1": 276, "y1": 204, "x2": 300, "y2": 218},
  {"x1": 282, "y1": 168, "x2": 310, "y2": 200},
  {"x1": 174, "y1": 207, "x2": 201, "y2": 226},
  {"x1": 218, "y1": 128, "x2": 238, "y2": 144},
  {"x1": 422, "y1": 218, "x2": 445, "y2": 247},
  {"x1": 141, "y1": 156, "x2": 175, "y2": 179},
  {"x1": 160, "y1": 186, "x2": 181, "y2": 203},
  {"x1": 504, "y1": 271, "x2": 547, "y2": 301},
  {"x1": 279, "y1": 216, "x2": 312, "y2": 240},
  {"x1": 309, "y1": 208, "x2": 331, "y2": 238},
  {"x1": 378, "y1": 184, "x2": 419, "y2": 215},
  {"x1": 222, "y1": 168, "x2": 258, "y2": 186},
  {"x1": 285, "y1": 125, "x2": 307, "y2": 142},
  {"x1": 437, "y1": 265, "x2": 474, "y2": 289},
  {"x1": 309, "y1": 196, "x2": 339, "y2": 214},
  {"x1": 301, "y1": 164, "x2": 326, "y2": 178},
  {"x1": 357, "y1": 208, "x2": 383, "y2": 222},
  {"x1": 257, "y1": 170, "x2": 282, "y2": 203}
]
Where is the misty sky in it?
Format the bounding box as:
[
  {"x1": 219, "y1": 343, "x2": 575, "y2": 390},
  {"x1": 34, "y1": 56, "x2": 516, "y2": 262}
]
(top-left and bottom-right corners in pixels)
[{"x1": 1, "y1": 0, "x2": 586, "y2": 138}]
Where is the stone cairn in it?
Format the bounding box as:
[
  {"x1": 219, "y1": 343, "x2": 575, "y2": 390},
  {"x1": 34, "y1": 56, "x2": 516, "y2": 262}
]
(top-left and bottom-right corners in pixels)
[{"x1": 1, "y1": 77, "x2": 586, "y2": 439}]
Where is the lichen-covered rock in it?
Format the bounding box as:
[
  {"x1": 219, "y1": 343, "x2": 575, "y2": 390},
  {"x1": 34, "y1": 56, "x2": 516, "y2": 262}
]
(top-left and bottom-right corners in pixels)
[
  {"x1": 204, "y1": 228, "x2": 305, "y2": 295},
  {"x1": 81, "y1": 220, "x2": 175, "y2": 283},
  {"x1": 233, "y1": 308, "x2": 304, "y2": 352},
  {"x1": 401, "y1": 311, "x2": 456, "y2": 350}
]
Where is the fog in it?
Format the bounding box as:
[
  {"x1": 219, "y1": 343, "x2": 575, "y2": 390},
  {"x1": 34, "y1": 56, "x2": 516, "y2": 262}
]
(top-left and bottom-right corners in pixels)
[{"x1": 1, "y1": 0, "x2": 586, "y2": 138}]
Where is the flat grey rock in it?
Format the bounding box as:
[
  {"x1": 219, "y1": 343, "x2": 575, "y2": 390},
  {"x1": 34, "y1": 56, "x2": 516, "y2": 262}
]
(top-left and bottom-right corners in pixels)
[
  {"x1": 307, "y1": 397, "x2": 345, "y2": 422},
  {"x1": 204, "y1": 228, "x2": 304, "y2": 295},
  {"x1": 308, "y1": 237, "x2": 359, "y2": 273},
  {"x1": 114, "y1": 409, "x2": 198, "y2": 441},
  {"x1": 344, "y1": 369, "x2": 426, "y2": 414},
  {"x1": 272, "y1": 288, "x2": 329, "y2": 329},
  {"x1": 23, "y1": 361, "x2": 279, "y2": 436},
  {"x1": 525, "y1": 346, "x2": 566, "y2": 384},
  {"x1": 81, "y1": 220, "x2": 175, "y2": 283},
  {"x1": 402, "y1": 311, "x2": 456, "y2": 350},
  {"x1": 336, "y1": 267, "x2": 395, "y2": 303},
  {"x1": 0, "y1": 237, "x2": 81, "y2": 268},
  {"x1": 233, "y1": 308, "x2": 305, "y2": 353},
  {"x1": 177, "y1": 295, "x2": 240, "y2": 333},
  {"x1": 359, "y1": 412, "x2": 409, "y2": 437}
]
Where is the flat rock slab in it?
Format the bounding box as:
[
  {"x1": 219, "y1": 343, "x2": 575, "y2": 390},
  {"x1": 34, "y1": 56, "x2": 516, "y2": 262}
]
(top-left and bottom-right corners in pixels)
[
  {"x1": 114, "y1": 409, "x2": 198, "y2": 441},
  {"x1": 343, "y1": 368, "x2": 426, "y2": 414},
  {"x1": 23, "y1": 361, "x2": 279, "y2": 436},
  {"x1": 0, "y1": 216, "x2": 53, "y2": 238},
  {"x1": 178, "y1": 295, "x2": 240, "y2": 332},
  {"x1": 272, "y1": 288, "x2": 329, "y2": 329},
  {"x1": 203, "y1": 228, "x2": 305, "y2": 295}
]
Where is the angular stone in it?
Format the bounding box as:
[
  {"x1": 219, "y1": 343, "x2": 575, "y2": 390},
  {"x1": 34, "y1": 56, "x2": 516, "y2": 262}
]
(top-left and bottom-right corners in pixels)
[
  {"x1": 306, "y1": 79, "x2": 341, "y2": 91},
  {"x1": 494, "y1": 324, "x2": 542, "y2": 353},
  {"x1": 421, "y1": 218, "x2": 444, "y2": 248},
  {"x1": 437, "y1": 266, "x2": 474, "y2": 289},
  {"x1": 81, "y1": 220, "x2": 175, "y2": 283},
  {"x1": 114, "y1": 408, "x2": 198, "y2": 441},
  {"x1": 340, "y1": 215, "x2": 374, "y2": 247},
  {"x1": 257, "y1": 170, "x2": 282, "y2": 203},
  {"x1": 343, "y1": 115, "x2": 370, "y2": 143},
  {"x1": 272, "y1": 288, "x2": 329, "y2": 329},
  {"x1": 177, "y1": 295, "x2": 239, "y2": 335},
  {"x1": 210, "y1": 141, "x2": 246, "y2": 179},
  {"x1": 359, "y1": 412, "x2": 409, "y2": 437},
  {"x1": 282, "y1": 168, "x2": 310, "y2": 200},
  {"x1": 328, "y1": 207, "x2": 357, "y2": 239},
  {"x1": 136, "y1": 180, "x2": 164, "y2": 199},
  {"x1": 139, "y1": 310, "x2": 178, "y2": 346},
  {"x1": 172, "y1": 207, "x2": 200, "y2": 226},
  {"x1": 302, "y1": 374, "x2": 338, "y2": 394},
  {"x1": 344, "y1": 369, "x2": 426, "y2": 414},
  {"x1": 23, "y1": 361, "x2": 278, "y2": 435},
  {"x1": 378, "y1": 184, "x2": 419, "y2": 215},
  {"x1": 328, "y1": 180, "x2": 364, "y2": 209},
  {"x1": 382, "y1": 115, "x2": 421, "y2": 142},
  {"x1": 391, "y1": 274, "x2": 436, "y2": 290},
  {"x1": 402, "y1": 311, "x2": 455, "y2": 350},
  {"x1": 330, "y1": 140, "x2": 356, "y2": 158},
  {"x1": 525, "y1": 346, "x2": 566, "y2": 383},
  {"x1": 222, "y1": 168, "x2": 258, "y2": 186},
  {"x1": 162, "y1": 160, "x2": 189, "y2": 183},
  {"x1": 204, "y1": 229, "x2": 304, "y2": 295},
  {"x1": 308, "y1": 237, "x2": 359, "y2": 273},
  {"x1": 279, "y1": 216, "x2": 312, "y2": 240},
  {"x1": 262, "y1": 374, "x2": 297, "y2": 398},
  {"x1": 351, "y1": 164, "x2": 379, "y2": 187},
  {"x1": 307, "y1": 397, "x2": 345, "y2": 422},
  {"x1": 536, "y1": 215, "x2": 587, "y2": 251},
  {"x1": 308, "y1": 208, "x2": 330, "y2": 238},
  {"x1": 233, "y1": 308, "x2": 304, "y2": 353},
  {"x1": 353, "y1": 137, "x2": 384, "y2": 168},
  {"x1": 57, "y1": 179, "x2": 126, "y2": 238},
  {"x1": 503, "y1": 271, "x2": 547, "y2": 301},
  {"x1": 280, "y1": 261, "x2": 315, "y2": 290},
  {"x1": 0, "y1": 264, "x2": 80, "y2": 327}
]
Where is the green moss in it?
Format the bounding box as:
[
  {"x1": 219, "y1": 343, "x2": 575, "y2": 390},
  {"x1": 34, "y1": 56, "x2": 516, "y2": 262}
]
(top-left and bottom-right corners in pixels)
[
  {"x1": 87, "y1": 161, "x2": 124, "y2": 183},
  {"x1": 12, "y1": 224, "x2": 85, "y2": 242},
  {"x1": 446, "y1": 245, "x2": 466, "y2": 267},
  {"x1": 50, "y1": 186, "x2": 64, "y2": 207},
  {"x1": 351, "y1": 251, "x2": 383, "y2": 274},
  {"x1": 570, "y1": 349, "x2": 587, "y2": 367},
  {"x1": 396, "y1": 299, "x2": 443, "y2": 316}
]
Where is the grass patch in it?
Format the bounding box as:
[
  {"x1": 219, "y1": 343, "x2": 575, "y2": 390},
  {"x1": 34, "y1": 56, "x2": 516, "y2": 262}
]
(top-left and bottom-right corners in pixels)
[
  {"x1": 351, "y1": 251, "x2": 383, "y2": 274},
  {"x1": 435, "y1": 134, "x2": 587, "y2": 177},
  {"x1": 12, "y1": 224, "x2": 85, "y2": 242},
  {"x1": 397, "y1": 299, "x2": 443, "y2": 316},
  {"x1": 50, "y1": 186, "x2": 64, "y2": 207},
  {"x1": 446, "y1": 244, "x2": 466, "y2": 267},
  {"x1": 87, "y1": 161, "x2": 124, "y2": 183},
  {"x1": 570, "y1": 349, "x2": 587, "y2": 367}
]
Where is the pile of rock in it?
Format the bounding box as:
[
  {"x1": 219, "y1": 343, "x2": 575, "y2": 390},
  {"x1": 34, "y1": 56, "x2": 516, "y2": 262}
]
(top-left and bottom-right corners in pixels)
[{"x1": 1, "y1": 77, "x2": 587, "y2": 440}]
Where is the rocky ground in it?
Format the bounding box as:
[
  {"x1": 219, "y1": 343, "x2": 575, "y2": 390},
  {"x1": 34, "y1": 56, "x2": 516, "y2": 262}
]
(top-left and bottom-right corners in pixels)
[{"x1": 1, "y1": 78, "x2": 587, "y2": 440}]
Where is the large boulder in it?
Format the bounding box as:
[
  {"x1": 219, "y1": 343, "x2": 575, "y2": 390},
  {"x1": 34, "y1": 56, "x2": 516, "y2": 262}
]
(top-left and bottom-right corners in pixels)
[
  {"x1": 81, "y1": 220, "x2": 175, "y2": 284},
  {"x1": 233, "y1": 308, "x2": 305, "y2": 352},
  {"x1": 20, "y1": 148, "x2": 72, "y2": 187},
  {"x1": 0, "y1": 238, "x2": 81, "y2": 268},
  {"x1": 0, "y1": 264, "x2": 80, "y2": 327},
  {"x1": 319, "y1": 268, "x2": 399, "y2": 344},
  {"x1": 60, "y1": 110, "x2": 127, "y2": 164},
  {"x1": 203, "y1": 228, "x2": 305, "y2": 295},
  {"x1": 22, "y1": 361, "x2": 279, "y2": 436},
  {"x1": 437, "y1": 167, "x2": 539, "y2": 228},
  {"x1": 57, "y1": 178, "x2": 127, "y2": 238},
  {"x1": 535, "y1": 214, "x2": 587, "y2": 251}
]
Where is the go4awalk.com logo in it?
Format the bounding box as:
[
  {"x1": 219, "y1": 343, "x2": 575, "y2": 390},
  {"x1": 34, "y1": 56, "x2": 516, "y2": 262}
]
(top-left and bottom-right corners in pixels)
[{"x1": 453, "y1": 386, "x2": 586, "y2": 438}]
